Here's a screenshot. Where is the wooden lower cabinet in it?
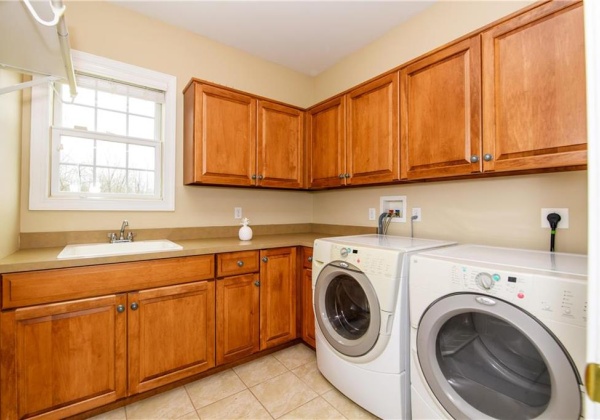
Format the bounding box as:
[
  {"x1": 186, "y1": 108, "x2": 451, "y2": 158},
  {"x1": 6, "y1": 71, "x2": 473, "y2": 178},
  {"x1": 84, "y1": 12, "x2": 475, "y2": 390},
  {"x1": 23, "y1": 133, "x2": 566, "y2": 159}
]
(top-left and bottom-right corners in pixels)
[
  {"x1": 0, "y1": 281, "x2": 216, "y2": 419},
  {"x1": 216, "y1": 273, "x2": 260, "y2": 365},
  {"x1": 128, "y1": 281, "x2": 215, "y2": 395},
  {"x1": 216, "y1": 248, "x2": 298, "y2": 364},
  {"x1": 302, "y1": 267, "x2": 315, "y2": 348},
  {"x1": 0, "y1": 295, "x2": 127, "y2": 420},
  {"x1": 259, "y1": 248, "x2": 297, "y2": 350}
]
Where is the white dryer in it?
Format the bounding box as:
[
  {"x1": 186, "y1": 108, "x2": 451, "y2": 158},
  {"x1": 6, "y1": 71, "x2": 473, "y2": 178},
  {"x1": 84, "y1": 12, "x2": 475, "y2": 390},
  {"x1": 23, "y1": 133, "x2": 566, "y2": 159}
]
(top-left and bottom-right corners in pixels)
[
  {"x1": 312, "y1": 234, "x2": 456, "y2": 419},
  {"x1": 409, "y1": 244, "x2": 587, "y2": 419}
]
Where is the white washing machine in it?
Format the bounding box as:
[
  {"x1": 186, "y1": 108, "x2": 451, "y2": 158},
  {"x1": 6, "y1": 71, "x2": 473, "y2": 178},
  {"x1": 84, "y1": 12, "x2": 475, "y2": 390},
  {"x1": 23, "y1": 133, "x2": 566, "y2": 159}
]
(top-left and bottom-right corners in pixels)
[
  {"x1": 409, "y1": 244, "x2": 587, "y2": 419},
  {"x1": 312, "y1": 234, "x2": 456, "y2": 419}
]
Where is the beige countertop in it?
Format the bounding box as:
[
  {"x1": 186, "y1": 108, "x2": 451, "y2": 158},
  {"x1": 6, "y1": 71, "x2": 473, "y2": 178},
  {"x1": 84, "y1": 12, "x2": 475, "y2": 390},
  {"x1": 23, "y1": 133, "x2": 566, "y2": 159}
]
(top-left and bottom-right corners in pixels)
[{"x1": 0, "y1": 233, "x2": 329, "y2": 274}]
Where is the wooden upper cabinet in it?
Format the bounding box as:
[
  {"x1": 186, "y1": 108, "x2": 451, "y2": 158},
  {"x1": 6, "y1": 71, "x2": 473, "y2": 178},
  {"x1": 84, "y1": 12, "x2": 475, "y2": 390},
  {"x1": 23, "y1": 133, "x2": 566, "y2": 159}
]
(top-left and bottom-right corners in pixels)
[
  {"x1": 481, "y1": 1, "x2": 587, "y2": 172},
  {"x1": 257, "y1": 100, "x2": 305, "y2": 188},
  {"x1": 128, "y1": 281, "x2": 215, "y2": 395},
  {"x1": 346, "y1": 72, "x2": 400, "y2": 185},
  {"x1": 183, "y1": 80, "x2": 305, "y2": 189},
  {"x1": 0, "y1": 295, "x2": 127, "y2": 420},
  {"x1": 401, "y1": 37, "x2": 482, "y2": 180},
  {"x1": 307, "y1": 96, "x2": 346, "y2": 188},
  {"x1": 184, "y1": 82, "x2": 256, "y2": 186}
]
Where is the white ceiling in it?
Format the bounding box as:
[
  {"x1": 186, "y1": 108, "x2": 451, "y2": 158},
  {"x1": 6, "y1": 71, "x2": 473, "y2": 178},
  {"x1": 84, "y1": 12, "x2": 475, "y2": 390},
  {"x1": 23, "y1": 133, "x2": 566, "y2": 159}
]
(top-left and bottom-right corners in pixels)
[{"x1": 109, "y1": 1, "x2": 436, "y2": 76}]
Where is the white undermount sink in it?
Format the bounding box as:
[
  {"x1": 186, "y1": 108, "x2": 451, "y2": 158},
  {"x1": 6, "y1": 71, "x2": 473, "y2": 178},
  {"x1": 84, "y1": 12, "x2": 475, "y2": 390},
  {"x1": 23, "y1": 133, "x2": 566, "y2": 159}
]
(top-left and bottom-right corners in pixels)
[{"x1": 57, "y1": 240, "x2": 183, "y2": 259}]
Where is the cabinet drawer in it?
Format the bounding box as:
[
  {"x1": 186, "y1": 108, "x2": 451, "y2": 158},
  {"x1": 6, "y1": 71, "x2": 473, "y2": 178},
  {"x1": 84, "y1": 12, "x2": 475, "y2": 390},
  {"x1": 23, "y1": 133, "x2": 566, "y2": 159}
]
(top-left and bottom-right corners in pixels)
[
  {"x1": 1, "y1": 255, "x2": 215, "y2": 309},
  {"x1": 303, "y1": 247, "x2": 313, "y2": 269},
  {"x1": 217, "y1": 251, "x2": 259, "y2": 277}
]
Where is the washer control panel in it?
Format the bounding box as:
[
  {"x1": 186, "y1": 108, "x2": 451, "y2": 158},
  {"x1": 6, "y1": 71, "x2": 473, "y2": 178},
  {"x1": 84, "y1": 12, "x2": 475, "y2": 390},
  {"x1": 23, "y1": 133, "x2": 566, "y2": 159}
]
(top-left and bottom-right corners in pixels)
[{"x1": 330, "y1": 244, "x2": 400, "y2": 278}]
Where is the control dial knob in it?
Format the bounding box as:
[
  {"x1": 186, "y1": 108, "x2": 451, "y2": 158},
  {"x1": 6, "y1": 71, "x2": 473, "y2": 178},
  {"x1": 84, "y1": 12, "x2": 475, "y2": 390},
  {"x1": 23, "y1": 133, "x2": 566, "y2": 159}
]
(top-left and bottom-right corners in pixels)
[
  {"x1": 475, "y1": 272, "x2": 494, "y2": 290},
  {"x1": 339, "y1": 247, "x2": 350, "y2": 258}
]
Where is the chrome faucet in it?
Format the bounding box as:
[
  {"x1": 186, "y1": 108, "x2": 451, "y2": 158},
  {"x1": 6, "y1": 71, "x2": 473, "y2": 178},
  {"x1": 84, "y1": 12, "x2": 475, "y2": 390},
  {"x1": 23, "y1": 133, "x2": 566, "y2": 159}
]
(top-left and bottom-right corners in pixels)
[
  {"x1": 119, "y1": 220, "x2": 129, "y2": 240},
  {"x1": 108, "y1": 220, "x2": 134, "y2": 243}
]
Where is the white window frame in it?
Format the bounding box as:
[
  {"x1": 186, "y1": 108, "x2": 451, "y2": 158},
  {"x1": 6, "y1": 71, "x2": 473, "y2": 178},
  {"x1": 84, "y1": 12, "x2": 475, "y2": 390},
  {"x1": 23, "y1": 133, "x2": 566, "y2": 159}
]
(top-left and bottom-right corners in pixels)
[{"x1": 29, "y1": 50, "x2": 176, "y2": 211}]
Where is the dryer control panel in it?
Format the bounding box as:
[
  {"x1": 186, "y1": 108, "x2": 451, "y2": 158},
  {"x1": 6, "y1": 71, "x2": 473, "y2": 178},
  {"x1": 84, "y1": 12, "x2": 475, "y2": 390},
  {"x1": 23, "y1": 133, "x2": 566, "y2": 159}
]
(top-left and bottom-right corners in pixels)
[{"x1": 450, "y1": 264, "x2": 587, "y2": 327}]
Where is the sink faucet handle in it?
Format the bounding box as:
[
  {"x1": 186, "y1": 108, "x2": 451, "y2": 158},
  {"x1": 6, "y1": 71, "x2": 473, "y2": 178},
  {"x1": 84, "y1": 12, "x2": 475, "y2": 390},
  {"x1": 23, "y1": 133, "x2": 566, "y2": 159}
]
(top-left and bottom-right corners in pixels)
[
  {"x1": 108, "y1": 233, "x2": 117, "y2": 243},
  {"x1": 127, "y1": 231, "x2": 134, "y2": 241}
]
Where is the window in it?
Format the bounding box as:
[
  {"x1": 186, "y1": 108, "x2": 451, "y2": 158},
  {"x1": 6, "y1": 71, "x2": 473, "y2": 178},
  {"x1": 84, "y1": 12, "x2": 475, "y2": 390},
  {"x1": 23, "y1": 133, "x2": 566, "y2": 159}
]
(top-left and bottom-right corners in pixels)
[{"x1": 30, "y1": 51, "x2": 176, "y2": 211}]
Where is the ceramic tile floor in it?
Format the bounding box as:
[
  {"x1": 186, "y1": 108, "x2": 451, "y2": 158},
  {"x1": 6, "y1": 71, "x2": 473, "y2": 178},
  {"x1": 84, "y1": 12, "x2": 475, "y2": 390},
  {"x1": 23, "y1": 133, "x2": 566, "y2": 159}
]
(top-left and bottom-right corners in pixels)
[{"x1": 90, "y1": 344, "x2": 378, "y2": 420}]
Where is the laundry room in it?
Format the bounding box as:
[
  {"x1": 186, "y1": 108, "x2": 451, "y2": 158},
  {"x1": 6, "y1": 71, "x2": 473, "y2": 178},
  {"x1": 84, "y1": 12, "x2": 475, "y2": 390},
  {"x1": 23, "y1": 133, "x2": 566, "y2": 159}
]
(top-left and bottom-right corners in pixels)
[{"x1": 0, "y1": 0, "x2": 598, "y2": 419}]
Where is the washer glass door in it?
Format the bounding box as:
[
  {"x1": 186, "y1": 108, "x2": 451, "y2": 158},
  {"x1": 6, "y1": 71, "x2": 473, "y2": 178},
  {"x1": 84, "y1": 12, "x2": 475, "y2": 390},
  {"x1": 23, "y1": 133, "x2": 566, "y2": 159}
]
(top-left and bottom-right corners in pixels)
[
  {"x1": 417, "y1": 293, "x2": 581, "y2": 419},
  {"x1": 314, "y1": 262, "x2": 380, "y2": 357}
]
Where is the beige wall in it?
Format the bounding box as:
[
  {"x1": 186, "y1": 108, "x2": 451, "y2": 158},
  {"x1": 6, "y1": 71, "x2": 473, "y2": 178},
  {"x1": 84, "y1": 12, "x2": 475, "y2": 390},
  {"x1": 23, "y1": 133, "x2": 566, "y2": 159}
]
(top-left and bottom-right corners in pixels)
[
  {"x1": 313, "y1": 172, "x2": 588, "y2": 254},
  {"x1": 314, "y1": 0, "x2": 535, "y2": 102},
  {"x1": 0, "y1": 70, "x2": 22, "y2": 257},
  {"x1": 19, "y1": 0, "x2": 314, "y2": 233},
  {"x1": 16, "y1": 0, "x2": 589, "y2": 254}
]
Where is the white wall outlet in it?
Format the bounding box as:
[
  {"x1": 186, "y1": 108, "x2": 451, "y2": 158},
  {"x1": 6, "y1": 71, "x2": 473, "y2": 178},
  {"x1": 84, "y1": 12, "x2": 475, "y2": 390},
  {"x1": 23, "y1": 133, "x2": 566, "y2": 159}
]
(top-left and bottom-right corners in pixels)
[
  {"x1": 368, "y1": 208, "x2": 376, "y2": 221},
  {"x1": 412, "y1": 207, "x2": 422, "y2": 222},
  {"x1": 541, "y1": 208, "x2": 569, "y2": 229},
  {"x1": 234, "y1": 207, "x2": 242, "y2": 219}
]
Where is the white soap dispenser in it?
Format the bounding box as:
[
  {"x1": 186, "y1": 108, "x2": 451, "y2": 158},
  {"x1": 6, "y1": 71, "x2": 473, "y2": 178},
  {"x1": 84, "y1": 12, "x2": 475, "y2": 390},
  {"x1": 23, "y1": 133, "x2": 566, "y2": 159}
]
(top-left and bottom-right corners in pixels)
[{"x1": 238, "y1": 217, "x2": 253, "y2": 241}]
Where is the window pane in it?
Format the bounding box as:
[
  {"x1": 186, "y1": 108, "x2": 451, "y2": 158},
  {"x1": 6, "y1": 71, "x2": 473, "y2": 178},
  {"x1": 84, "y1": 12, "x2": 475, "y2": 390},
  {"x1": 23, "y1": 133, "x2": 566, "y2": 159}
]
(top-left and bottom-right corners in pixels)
[
  {"x1": 60, "y1": 136, "x2": 94, "y2": 165},
  {"x1": 97, "y1": 167, "x2": 127, "y2": 193},
  {"x1": 97, "y1": 91, "x2": 127, "y2": 112},
  {"x1": 129, "y1": 144, "x2": 156, "y2": 170},
  {"x1": 96, "y1": 140, "x2": 126, "y2": 168},
  {"x1": 129, "y1": 115, "x2": 155, "y2": 140},
  {"x1": 129, "y1": 97, "x2": 156, "y2": 117},
  {"x1": 59, "y1": 164, "x2": 93, "y2": 192},
  {"x1": 61, "y1": 104, "x2": 95, "y2": 131},
  {"x1": 97, "y1": 109, "x2": 126, "y2": 136},
  {"x1": 128, "y1": 170, "x2": 155, "y2": 195}
]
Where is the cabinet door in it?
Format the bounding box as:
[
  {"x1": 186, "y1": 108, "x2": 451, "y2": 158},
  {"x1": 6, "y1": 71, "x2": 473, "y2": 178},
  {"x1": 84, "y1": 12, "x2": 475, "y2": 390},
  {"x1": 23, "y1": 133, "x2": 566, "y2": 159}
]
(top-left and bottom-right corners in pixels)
[
  {"x1": 128, "y1": 281, "x2": 215, "y2": 395},
  {"x1": 401, "y1": 37, "x2": 482, "y2": 179},
  {"x1": 302, "y1": 268, "x2": 316, "y2": 348},
  {"x1": 307, "y1": 96, "x2": 346, "y2": 188},
  {"x1": 184, "y1": 82, "x2": 257, "y2": 186},
  {"x1": 346, "y1": 73, "x2": 400, "y2": 185},
  {"x1": 216, "y1": 274, "x2": 260, "y2": 365},
  {"x1": 257, "y1": 100, "x2": 305, "y2": 189},
  {"x1": 481, "y1": 1, "x2": 586, "y2": 172},
  {"x1": 259, "y1": 247, "x2": 297, "y2": 349},
  {"x1": 0, "y1": 295, "x2": 127, "y2": 420}
]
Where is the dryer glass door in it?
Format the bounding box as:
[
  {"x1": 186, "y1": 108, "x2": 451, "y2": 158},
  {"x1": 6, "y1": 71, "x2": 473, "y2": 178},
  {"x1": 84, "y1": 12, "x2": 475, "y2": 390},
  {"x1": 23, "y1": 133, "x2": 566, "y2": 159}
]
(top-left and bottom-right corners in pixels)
[
  {"x1": 314, "y1": 263, "x2": 380, "y2": 357},
  {"x1": 417, "y1": 293, "x2": 581, "y2": 420}
]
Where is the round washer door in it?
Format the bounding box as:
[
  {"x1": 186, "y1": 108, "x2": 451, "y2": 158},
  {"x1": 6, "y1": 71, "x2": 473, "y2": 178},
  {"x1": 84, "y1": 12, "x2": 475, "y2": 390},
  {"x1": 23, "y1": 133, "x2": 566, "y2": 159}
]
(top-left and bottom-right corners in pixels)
[
  {"x1": 314, "y1": 262, "x2": 380, "y2": 357},
  {"x1": 417, "y1": 293, "x2": 581, "y2": 420}
]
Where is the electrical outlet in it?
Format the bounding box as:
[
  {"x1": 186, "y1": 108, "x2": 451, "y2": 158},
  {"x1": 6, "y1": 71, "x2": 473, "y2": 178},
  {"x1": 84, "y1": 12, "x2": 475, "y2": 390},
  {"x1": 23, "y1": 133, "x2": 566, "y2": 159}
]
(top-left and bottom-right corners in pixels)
[
  {"x1": 412, "y1": 207, "x2": 422, "y2": 222},
  {"x1": 234, "y1": 207, "x2": 242, "y2": 219},
  {"x1": 368, "y1": 208, "x2": 376, "y2": 221},
  {"x1": 541, "y1": 208, "x2": 569, "y2": 229}
]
